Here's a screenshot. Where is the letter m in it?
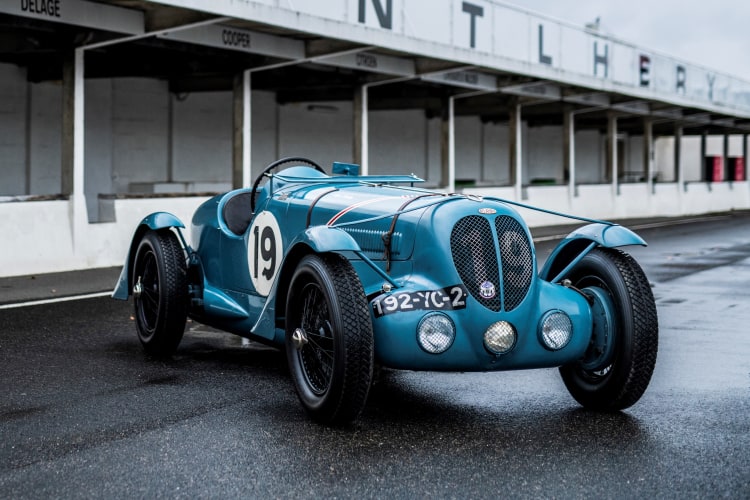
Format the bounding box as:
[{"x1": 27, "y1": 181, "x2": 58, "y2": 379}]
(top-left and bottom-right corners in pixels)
[{"x1": 359, "y1": 0, "x2": 393, "y2": 30}]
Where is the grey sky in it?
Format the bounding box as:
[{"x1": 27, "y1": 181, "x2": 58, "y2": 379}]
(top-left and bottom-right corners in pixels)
[{"x1": 511, "y1": 0, "x2": 750, "y2": 82}]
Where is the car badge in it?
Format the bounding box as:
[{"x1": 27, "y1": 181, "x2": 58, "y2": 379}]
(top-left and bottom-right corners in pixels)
[
  {"x1": 479, "y1": 280, "x2": 496, "y2": 299},
  {"x1": 479, "y1": 208, "x2": 496, "y2": 214}
]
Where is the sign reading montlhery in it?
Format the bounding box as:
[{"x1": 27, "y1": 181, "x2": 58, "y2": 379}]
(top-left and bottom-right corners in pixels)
[
  {"x1": 5, "y1": 0, "x2": 749, "y2": 114},
  {"x1": 146, "y1": 0, "x2": 750, "y2": 114}
]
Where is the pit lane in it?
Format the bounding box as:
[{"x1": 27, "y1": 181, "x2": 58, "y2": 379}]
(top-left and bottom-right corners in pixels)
[{"x1": 1, "y1": 212, "x2": 749, "y2": 498}]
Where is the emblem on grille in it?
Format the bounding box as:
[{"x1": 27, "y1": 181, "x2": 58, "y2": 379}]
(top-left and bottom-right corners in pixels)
[
  {"x1": 478, "y1": 208, "x2": 496, "y2": 214},
  {"x1": 479, "y1": 280, "x2": 496, "y2": 299}
]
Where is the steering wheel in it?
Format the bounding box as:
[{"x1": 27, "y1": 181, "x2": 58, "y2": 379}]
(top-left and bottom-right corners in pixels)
[{"x1": 250, "y1": 157, "x2": 325, "y2": 212}]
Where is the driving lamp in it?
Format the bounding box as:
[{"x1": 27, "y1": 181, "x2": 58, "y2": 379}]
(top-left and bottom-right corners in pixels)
[
  {"x1": 484, "y1": 321, "x2": 517, "y2": 355},
  {"x1": 417, "y1": 313, "x2": 456, "y2": 354},
  {"x1": 539, "y1": 310, "x2": 573, "y2": 350}
]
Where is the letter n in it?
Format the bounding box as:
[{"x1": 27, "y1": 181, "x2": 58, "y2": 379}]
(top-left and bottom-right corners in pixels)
[{"x1": 359, "y1": 0, "x2": 393, "y2": 30}]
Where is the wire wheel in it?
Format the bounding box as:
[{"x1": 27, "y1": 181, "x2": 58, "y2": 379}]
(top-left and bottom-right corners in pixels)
[
  {"x1": 560, "y1": 248, "x2": 658, "y2": 411},
  {"x1": 286, "y1": 253, "x2": 373, "y2": 425},
  {"x1": 296, "y1": 282, "x2": 335, "y2": 395},
  {"x1": 132, "y1": 230, "x2": 188, "y2": 356}
]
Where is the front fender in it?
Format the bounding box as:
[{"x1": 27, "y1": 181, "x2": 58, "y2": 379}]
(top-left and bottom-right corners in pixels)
[
  {"x1": 257, "y1": 226, "x2": 364, "y2": 344},
  {"x1": 111, "y1": 212, "x2": 187, "y2": 300},
  {"x1": 539, "y1": 223, "x2": 646, "y2": 282},
  {"x1": 292, "y1": 225, "x2": 362, "y2": 253}
]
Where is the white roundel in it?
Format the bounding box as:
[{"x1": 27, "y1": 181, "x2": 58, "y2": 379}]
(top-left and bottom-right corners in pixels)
[{"x1": 247, "y1": 211, "x2": 283, "y2": 296}]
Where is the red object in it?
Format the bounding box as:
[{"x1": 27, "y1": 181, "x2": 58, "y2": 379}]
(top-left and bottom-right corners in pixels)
[
  {"x1": 704, "y1": 156, "x2": 723, "y2": 182},
  {"x1": 730, "y1": 157, "x2": 745, "y2": 181}
]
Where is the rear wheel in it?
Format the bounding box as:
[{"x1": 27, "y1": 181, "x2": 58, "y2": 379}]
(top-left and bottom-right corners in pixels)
[
  {"x1": 132, "y1": 230, "x2": 188, "y2": 356},
  {"x1": 285, "y1": 253, "x2": 374, "y2": 425},
  {"x1": 560, "y1": 247, "x2": 658, "y2": 410}
]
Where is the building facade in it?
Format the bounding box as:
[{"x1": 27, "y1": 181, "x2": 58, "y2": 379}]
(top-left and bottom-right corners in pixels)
[{"x1": 1, "y1": 0, "x2": 748, "y2": 277}]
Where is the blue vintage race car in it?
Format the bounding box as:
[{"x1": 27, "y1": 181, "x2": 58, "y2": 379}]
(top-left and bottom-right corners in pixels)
[{"x1": 113, "y1": 157, "x2": 658, "y2": 424}]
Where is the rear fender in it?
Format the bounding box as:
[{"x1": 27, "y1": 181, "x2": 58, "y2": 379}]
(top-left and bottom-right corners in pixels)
[
  {"x1": 539, "y1": 223, "x2": 646, "y2": 283},
  {"x1": 112, "y1": 212, "x2": 187, "y2": 300}
]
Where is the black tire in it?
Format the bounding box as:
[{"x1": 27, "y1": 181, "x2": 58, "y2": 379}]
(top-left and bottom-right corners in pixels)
[
  {"x1": 285, "y1": 253, "x2": 374, "y2": 425},
  {"x1": 132, "y1": 230, "x2": 189, "y2": 356},
  {"x1": 560, "y1": 247, "x2": 658, "y2": 411}
]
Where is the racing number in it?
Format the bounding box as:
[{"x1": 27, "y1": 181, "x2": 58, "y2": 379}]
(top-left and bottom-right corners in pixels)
[
  {"x1": 253, "y1": 225, "x2": 277, "y2": 281},
  {"x1": 247, "y1": 211, "x2": 283, "y2": 296}
]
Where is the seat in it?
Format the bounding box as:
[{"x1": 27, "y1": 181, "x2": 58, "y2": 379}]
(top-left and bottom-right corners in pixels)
[{"x1": 222, "y1": 191, "x2": 253, "y2": 235}]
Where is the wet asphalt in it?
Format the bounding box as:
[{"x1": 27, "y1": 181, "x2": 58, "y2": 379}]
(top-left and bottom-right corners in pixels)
[{"x1": 1, "y1": 211, "x2": 749, "y2": 498}]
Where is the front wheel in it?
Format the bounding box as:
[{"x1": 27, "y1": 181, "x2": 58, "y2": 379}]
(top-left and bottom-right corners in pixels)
[
  {"x1": 560, "y1": 247, "x2": 658, "y2": 411},
  {"x1": 285, "y1": 253, "x2": 374, "y2": 425},
  {"x1": 132, "y1": 230, "x2": 189, "y2": 356}
]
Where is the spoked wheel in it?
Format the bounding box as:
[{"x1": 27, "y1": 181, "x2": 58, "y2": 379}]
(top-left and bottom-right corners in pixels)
[
  {"x1": 560, "y1": 247, "x2": 658, "y2": 410},
  {"x1": 132, "y1": 230, "x2": 189, "y2": 356},
  {"x1": 250, "y1": 157, "x2": 324, "y2": 212},
  {"x1": 285, "y1": 253, "x2": 374, "y2": 425}
]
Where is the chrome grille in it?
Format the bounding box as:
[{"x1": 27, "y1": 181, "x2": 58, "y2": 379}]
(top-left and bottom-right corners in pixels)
[
  {"x1": 450, "y1": 216, "x2": 502, "y2": 312},
  {"x1": 450, "y1": 215, "x2": 534, "y2": 312},
  {"x1": 495, "y1": 216, "x2": 533, "y2": 311}
]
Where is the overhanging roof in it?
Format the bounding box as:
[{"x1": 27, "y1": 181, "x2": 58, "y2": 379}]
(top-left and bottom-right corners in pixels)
[{"x1": 1, "y1": 0, "x2": 749, "y2": 134}]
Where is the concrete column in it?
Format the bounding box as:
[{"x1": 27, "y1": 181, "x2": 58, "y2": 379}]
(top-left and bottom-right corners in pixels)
[
  {"x1": 723, "y1": 133, "x2": 730, "y2": 182},
  {"x1": 356, "y1": 85, "x2": 369, "y2": 175},
  {"x1": 73, "y1": 49, "x2": 85, "y2": 220},
  {"x1": 607, "y1": 112, "x2": 618, "y2": 194},
  {"x1": 232, "y1": 71, "x2": 251, "y2": 189},
  {"x1": 446, "y1": 97, "x2": 455, "y2": 192},
  {"x1": 643, "y1": 118, "x2": 654, "y2": 193},
  {"x1": 24, "y1": 81, "x2": 31, "y2": 195},
  {"x1": 167, "y1": 93, "x2": 174, "y2": 183},
  {"x1": 674, "y1": 124, "x2": 684, "y2": 187},
  {"x1": 744, "y1": 134, "x2": 748, "y2": 182},
  {"x1": 440, "y1": 99, "x2": 450, "y2": 190},
  {"x1": 61, "y1": 48, "x2": 87, "y2": 250},
  {"x1": 508, "y1": 99, "x2": 522, "y2": 200},
  {"x1": 563, "y1": 106, "x2": 576, "y2": 198},
  {"x1": 353, "y1": 86, "x2": 363, "y2": 167},
  {"x1": 61, "y1": 53, "x2": 75, "y2": 197},
  {"x1": 700, "y1": 130, "x2": 707, "y2": 181}
]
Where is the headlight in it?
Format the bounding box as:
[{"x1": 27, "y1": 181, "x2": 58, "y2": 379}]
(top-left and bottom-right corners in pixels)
[
  {"x1": 417, "y1": 313, "x2": 455, "y2": 354},
  {"x1": 484, "y1": 321, "x2": 516, "y2": 355},
  {"x1": 539, "y1": 310, "x2": 573, "y2": 350}
]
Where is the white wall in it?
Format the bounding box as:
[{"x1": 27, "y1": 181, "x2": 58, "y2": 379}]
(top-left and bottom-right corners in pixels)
[
  {"x1": 251, "y1": 90, "x2": 279, "y2": 176},
  {"x1": 370, "y1": 108, "x2": 428, "y2": 177},
  {"x1": 654, "y1": 137, "x2": 676, "y2": 182},
  {"x1": 526, "y1": 125, "x2": 564, "y2": 184},
  {"x1": 278, "y1": 100, "x2": 353, "y2": 170},
  {"x1": 480, "y1": 121, "x2": 509, "y2": 185},
  {"x1": 111, "y1": 78, "x2": 170, "y2": 193},
  {"x1": 1, "y1": 196, "x2": 209, "y2": 276},
  {"x1": 172, "y1": 91, "x2": 232, "y2": 183},
  {"x1": 0, "y1": 63, "x2": 28, "y2": 195},
  {"x1": 1, "y1": 61, "x2": 749, "y2": 277},
  {"x1": 29, "y1": 81, "x2": 62, "y2": 195},
  {"x1": 574, "y1": 130, "x2": 603, "y2": 184},
  {"x1": 85, "y1": 79, "x2": 113, "y2": 221}
]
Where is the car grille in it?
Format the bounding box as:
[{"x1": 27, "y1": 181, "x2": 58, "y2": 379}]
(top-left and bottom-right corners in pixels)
[{"x1": 450, "y1": 215, "x2": 533, "y2": 312}]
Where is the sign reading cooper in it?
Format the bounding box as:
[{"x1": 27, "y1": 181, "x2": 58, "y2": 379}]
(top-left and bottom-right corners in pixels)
[
  {"x1": 222, "y1": 28, "x2": 251, "y2": 49},
  {"x1": 21, "y1": 0, "x2": 61, "y2": 17}
]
